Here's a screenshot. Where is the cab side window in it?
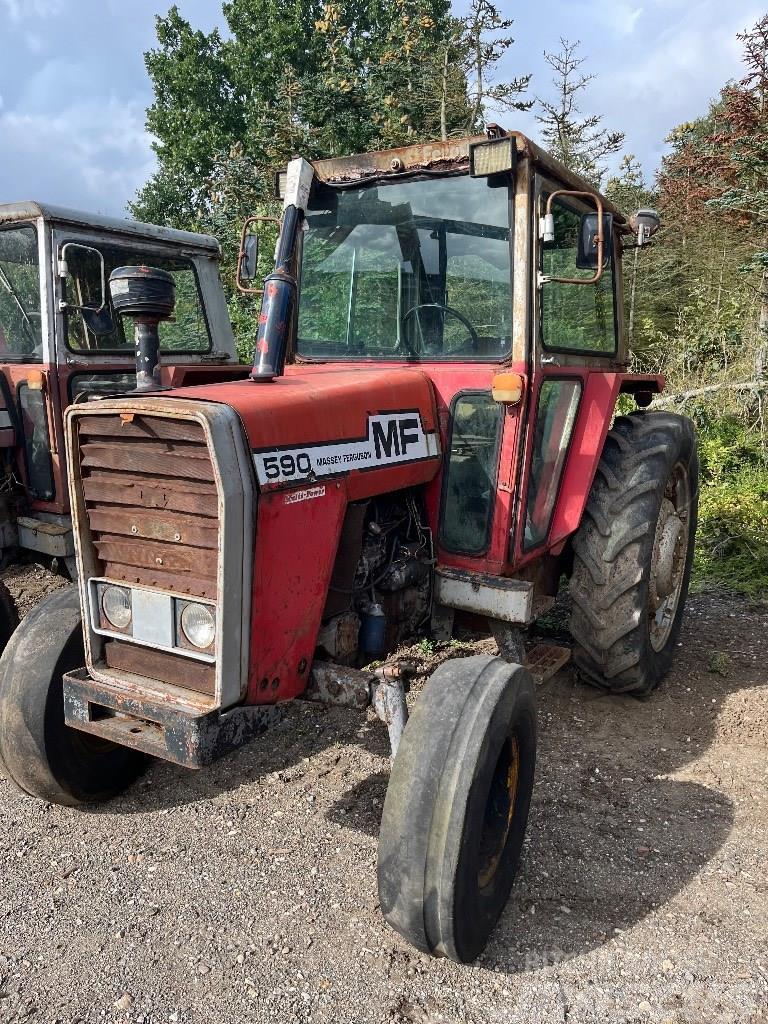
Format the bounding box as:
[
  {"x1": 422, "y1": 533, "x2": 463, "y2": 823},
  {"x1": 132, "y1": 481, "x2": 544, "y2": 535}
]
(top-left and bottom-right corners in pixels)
[
  {"x1": 0, "y1": 225, "x2": 43, "y2": 361},
  {"x1": 541, "y1": 196, "x2": 616, "y2": 354},
  {"x1": 440, "y1": 392, "x2": 502, "y2": 555}
]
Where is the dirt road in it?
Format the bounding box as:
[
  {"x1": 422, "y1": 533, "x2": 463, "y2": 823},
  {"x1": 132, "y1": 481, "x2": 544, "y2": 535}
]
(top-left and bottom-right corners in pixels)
[{"x1": 0, "y1": 581, "x2": 766, "y2": 1023}]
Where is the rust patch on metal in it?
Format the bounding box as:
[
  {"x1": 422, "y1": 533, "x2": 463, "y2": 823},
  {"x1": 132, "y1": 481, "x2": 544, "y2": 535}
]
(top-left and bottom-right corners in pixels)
[
  {"x1": 304, "y1": 660, "x2": 374, "y2": 709},
  {"x1": 105, "y1": 640, "x2": 215, "y2": 696},
  {"x1": 87, "y1": 507, "x2": 217, "y2": 548},
  {"x1": 79, "y1": 416, "x2": 205, "y2": 444},
  {"x1": 312, "y1": 137, "x2": 481, "y2": 184},
  {"x1": 63, "y1": 667, "x2": 281, "y2": 768}
]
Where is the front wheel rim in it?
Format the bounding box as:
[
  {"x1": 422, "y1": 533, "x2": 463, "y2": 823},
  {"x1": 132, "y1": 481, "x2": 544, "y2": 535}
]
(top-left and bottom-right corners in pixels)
[
  {"x1": 648, "y1": 461, "x2": 691, "y2": 652},
  {"x1": 477, "y1": 735, "x2": 520, "y2": 889}
]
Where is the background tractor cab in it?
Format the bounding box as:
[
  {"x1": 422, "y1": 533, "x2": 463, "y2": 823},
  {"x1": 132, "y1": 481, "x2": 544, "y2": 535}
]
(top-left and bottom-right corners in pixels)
[{"x1": 0, "y1": 202, "x2": 247, "y2": 622}]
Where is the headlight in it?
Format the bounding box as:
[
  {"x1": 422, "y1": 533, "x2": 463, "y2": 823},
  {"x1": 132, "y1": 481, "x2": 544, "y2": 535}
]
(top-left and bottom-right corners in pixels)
[
  {"x1": 101, "y1": 585, "x2": 132, "y2": 630},
  {"x1": 179, "y1": 602, "x2": 216, "y2": 650}
]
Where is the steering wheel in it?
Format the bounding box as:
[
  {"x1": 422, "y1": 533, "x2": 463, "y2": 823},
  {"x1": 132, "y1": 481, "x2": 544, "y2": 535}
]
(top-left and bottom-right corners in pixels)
[{"x1": 401, "y1": 303, "x2": 479, "y2": 354}]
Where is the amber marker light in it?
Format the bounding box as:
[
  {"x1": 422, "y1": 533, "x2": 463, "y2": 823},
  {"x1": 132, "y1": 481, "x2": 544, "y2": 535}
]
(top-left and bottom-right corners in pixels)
[{"x1": 491, "y1": 372, "x2": 524, "y2": 404}]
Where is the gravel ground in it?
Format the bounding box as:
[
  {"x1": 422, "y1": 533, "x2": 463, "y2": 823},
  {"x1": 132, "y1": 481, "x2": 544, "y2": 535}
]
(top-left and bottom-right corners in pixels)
[{"x1": 0, "y1": 577, "x2": 766, "y2": 1024}]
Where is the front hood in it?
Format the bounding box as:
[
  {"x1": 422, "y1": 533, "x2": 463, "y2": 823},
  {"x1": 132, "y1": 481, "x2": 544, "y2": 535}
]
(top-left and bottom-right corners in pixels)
[{"x1": 162, "y1": 364, "x2": 441, "y2": 491}]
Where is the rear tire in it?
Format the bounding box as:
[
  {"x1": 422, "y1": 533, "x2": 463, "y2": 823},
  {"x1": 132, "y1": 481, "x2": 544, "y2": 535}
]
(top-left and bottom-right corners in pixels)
[
  {"x1": 377, "y1": 655, "x2": 536, "y2": 962},
  {"x1": 0, "y1": 586, "x2": 146, "y2": 805},
  {"x1": 569, "y1": 411, "x2": 698, "y2": 696}
]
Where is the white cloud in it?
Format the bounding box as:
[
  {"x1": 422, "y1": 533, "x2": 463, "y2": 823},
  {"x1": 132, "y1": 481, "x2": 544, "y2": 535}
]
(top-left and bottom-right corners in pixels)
[
  {"x1": 23, "y1": 32, "x2": 46, "y2": 54},
  {"x1": 579, "y1": 0, "x2": 644, "y2": 38},
  {"x1": 0, "y1": 0, "x2": 62, "y2": 21},
  {"x1": 589, "y1": 4, "x2": 762, "y2": 175},
  {"x1": 0, "y1": 96, "x2": 155, "y2": 214}
]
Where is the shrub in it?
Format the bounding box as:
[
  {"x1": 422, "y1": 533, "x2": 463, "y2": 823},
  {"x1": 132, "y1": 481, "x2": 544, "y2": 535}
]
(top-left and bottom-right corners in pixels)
[{"x1": 692, "y1": 415, "x2": 768, "y2": 594}]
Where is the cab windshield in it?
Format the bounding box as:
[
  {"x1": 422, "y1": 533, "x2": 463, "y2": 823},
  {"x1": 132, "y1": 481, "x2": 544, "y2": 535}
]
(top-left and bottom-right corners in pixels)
[
  {"x1": 297, "y1": 175, "x2": 511, "y2": 361},
  {"x1": 64, "y1": 243, "x2": 211, "y2": 355}
]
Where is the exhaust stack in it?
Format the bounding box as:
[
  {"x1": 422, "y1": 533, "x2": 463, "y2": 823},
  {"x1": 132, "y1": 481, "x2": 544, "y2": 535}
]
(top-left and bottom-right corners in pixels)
[
  {"x1": 250, "y1": 158, "x2": 314, "y2": 382},
  {"x1": 109, "y1": 265, "x2": 175, "y2": 393}
]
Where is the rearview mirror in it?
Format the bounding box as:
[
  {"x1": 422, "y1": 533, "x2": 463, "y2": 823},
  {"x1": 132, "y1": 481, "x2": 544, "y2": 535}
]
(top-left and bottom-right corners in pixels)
[
  {"x1": 236, "y1": 214, "x2": 280, "y2": 295},
  {"x1": 57, "y1": 242, "x2": 107, "y2": 313},
  {"x1": 81, "y1": 305, "x2": 115, "y2": 336},
  {"x1": 240, "y1": 233, "x2": 259, "y2": 282},
  {"x1": 577, "y1": 213, "x2": 613, "y2": 270}
]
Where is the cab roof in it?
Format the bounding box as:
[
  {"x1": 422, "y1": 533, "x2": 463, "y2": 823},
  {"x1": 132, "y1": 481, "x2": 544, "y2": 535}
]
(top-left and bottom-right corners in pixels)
[
  {"x1": 0, "y1": 201, "x2": 221, "y2": 254},
  {"x1": 311, "y1": 130, "x2": 627, "y2": 224}
]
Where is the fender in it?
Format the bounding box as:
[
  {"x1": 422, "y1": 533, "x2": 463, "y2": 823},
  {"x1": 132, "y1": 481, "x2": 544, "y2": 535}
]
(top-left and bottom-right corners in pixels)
[{"x1": 548, "y1": 372, "x2": 663, "y2": 548}]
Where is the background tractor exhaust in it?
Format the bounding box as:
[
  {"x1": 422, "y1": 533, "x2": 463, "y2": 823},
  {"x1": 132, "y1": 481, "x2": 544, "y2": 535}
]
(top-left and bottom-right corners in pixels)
[{"x1": 109, "y1": 265, "x2": 175, "y2": 392}]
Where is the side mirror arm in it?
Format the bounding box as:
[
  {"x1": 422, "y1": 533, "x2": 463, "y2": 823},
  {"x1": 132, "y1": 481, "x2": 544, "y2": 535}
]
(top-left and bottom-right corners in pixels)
[{"x1": 539, "y1": 190, "x2": 606, "y2": 286}]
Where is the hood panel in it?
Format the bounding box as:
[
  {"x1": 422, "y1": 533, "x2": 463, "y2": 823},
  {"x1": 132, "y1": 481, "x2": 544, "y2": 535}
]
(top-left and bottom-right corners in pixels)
[{"x1": 165, "y1": 365, "x2": 442, "y2": 495}]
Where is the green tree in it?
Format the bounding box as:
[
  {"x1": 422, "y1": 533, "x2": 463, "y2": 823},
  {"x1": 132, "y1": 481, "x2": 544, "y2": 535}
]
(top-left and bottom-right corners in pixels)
[
  {"x1": 131, "y1": 0, "x2": 473, "y2": 230},
  {"x1": 130, "y1": 0, "x2": 476, "y2": 353},
  {"x1": 459, "y1": 1, "x2": 531, "y2": 132},
  {"x1": 535, "y1": 37, "x2": 624, "y2": 186},
  {"x1": 605, "y1": 154, "x2": 657, "y2": 346}
]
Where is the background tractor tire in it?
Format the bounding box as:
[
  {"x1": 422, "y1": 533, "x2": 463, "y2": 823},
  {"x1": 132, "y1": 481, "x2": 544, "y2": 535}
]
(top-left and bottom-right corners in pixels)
[
  {"x1": 377, "y1": 655, "x2": 536, "y2": 963},
  {"x1": 0, "y1": 586, "x2": 146, "y2": 806},
  {"x1": 0, "y1": 580, "x2": 18, "y2": 656},
  {"x1": 569, "y1": 411, "x2": 698, "y2": 697}
]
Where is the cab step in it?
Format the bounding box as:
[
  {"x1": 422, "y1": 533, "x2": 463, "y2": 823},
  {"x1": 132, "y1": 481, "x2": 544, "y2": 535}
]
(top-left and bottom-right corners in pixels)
[{"x1": 524, "y1": 643, "x2": 571, "y2": 683}]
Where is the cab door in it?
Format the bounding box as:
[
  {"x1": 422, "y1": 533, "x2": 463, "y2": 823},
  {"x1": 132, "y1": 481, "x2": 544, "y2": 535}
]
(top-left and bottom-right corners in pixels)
[
  {"x1": 512, "y1": 175, "x2": 623, "y2": 566},
  {"x1": 0, "y1": 219, "x2": 57, "y2": 505}
]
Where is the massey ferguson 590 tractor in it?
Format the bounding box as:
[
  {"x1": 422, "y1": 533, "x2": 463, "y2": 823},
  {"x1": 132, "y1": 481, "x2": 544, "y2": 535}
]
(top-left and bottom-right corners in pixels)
[
  {"x1": 0, "y1": 202, "x2": 247, "y2": 648},
  {"x1": 0, "y1": 132, "x2": 697, "y2": 963}
]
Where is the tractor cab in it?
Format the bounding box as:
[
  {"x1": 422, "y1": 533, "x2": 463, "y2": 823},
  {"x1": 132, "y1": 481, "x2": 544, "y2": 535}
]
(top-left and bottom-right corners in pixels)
[
  {"x1": 240, "y1": 134, "x2": 662, "y2": 580},
  {"x1": 0, "y1": 202, "x2": 247, "y2": 574}
]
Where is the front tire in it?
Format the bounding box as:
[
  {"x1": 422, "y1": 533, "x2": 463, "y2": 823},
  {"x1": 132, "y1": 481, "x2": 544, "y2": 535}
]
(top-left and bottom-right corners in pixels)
[
  {"x1": 569, "y1": 411, "x2": 698, "y2": 696},
  {"x1": 0, "y1": 586, "x2": 146, "y2": 805},
  {"x1": 377, "y1": 655, "x2": 536, "y2": 962}
]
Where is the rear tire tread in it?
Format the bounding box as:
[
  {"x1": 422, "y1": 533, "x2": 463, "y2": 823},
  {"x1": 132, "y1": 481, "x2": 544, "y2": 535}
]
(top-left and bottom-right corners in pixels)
[{"x1": 569, "y1": 411, "x2": 698, "y2": 696}]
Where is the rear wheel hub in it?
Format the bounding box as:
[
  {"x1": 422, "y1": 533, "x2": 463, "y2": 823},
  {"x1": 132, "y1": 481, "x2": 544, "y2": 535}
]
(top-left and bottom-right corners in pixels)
[{"x1": 649, "y1": 463, "x2": 691, "y2": 652}]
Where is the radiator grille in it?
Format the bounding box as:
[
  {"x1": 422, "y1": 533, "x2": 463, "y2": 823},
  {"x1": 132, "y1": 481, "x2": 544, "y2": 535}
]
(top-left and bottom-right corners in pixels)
[
  {"x1": 77, "y1": 413, "x2": 219, "y2": 600},
  {"x1": 76, "y1": 412, "x2": 219, "y2": 697}
]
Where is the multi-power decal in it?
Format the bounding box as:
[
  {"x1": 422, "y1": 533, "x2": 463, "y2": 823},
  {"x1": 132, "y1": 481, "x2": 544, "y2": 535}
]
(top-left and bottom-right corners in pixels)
[{"x1": 252, "y1": 410, "x2": 440, "y2": 486}]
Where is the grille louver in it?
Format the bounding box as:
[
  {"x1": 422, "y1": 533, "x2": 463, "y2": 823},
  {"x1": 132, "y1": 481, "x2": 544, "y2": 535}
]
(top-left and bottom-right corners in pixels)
[{"x1": 77, "y1": 414, "x2": 219, "y2": 600}]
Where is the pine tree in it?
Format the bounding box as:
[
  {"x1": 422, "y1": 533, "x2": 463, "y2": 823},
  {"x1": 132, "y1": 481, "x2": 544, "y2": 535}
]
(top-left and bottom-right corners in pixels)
[
  {"x1": 605, "y1": 155, "x2": 656, "y2": 346},
  {"x1": 459, "y1": 1, "x2": 531, "y2": 133},
  {"x1": 535, "y1": 38, "x2": 624, "y2": 186}
]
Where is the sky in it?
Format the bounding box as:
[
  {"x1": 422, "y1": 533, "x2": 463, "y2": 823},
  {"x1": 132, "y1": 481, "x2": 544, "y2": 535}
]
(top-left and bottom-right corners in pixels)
[{"x1": 0, "y1": 0, "x2": 762, "y2": 217}]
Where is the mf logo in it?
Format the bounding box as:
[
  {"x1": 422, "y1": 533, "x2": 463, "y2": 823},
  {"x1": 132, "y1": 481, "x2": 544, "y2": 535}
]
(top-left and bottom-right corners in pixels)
[{"x1": 371, "y1": 415, "x2": 421, "y2": 460}]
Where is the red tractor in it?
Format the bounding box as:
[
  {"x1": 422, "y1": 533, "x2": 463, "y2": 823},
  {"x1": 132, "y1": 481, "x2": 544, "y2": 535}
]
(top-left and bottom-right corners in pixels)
[
  {"x1": 0, "y1": 201, "x2": 248, "y2": 642},
  {"x1": 0, "y1": 133, "x2": 697, "y2": 963}
]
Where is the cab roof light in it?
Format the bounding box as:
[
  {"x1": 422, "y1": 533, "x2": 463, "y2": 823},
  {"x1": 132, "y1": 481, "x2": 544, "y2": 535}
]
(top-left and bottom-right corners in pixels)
[{"x1": 469, "y1": 138, "x2": 517, "y2": 178}]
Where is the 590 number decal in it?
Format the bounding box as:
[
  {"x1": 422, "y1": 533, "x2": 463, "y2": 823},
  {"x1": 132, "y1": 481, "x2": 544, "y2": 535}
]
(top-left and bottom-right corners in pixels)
[{"x1": 261, "y1": 452, "x2": 313, "y2": 481}]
